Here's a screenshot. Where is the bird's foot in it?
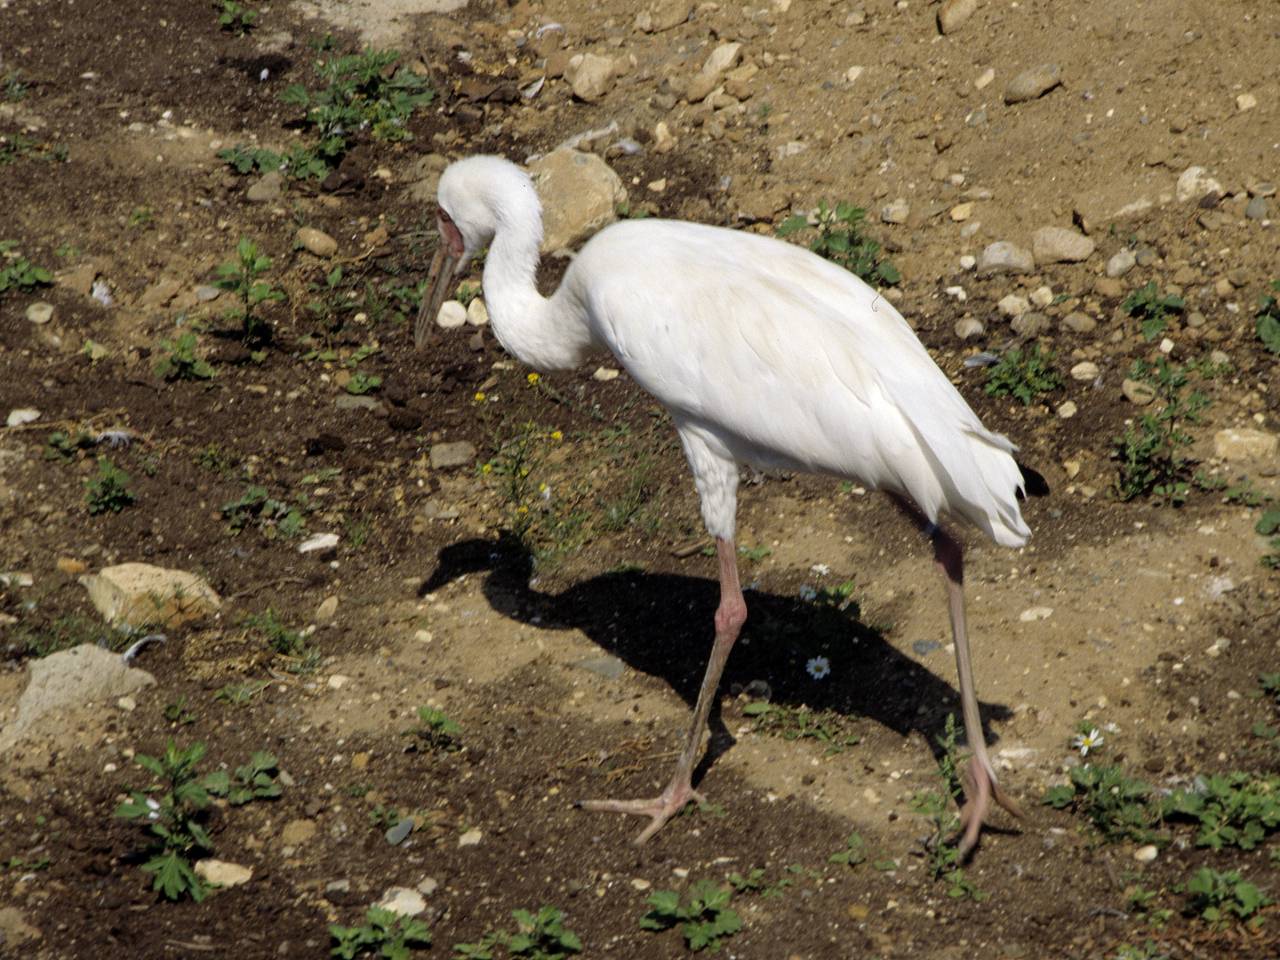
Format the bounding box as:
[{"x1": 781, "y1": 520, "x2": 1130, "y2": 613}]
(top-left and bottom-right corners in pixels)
[
  {"x1": 578, "y1": 780, "x2": 706, "y2": 845},
  {"x1": 955, "y1": 758, "x2": 1023, "y2": 857}
]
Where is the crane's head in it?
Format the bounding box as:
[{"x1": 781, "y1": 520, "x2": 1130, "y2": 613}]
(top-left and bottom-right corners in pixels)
[{"x1": 415, "y1": 155, "x2": 540, "y2": 344}]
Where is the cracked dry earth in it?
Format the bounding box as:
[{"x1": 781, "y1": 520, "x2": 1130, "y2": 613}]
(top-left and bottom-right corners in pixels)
[{"x1": 1, "y1": 0, "x2": 1279, "y2": 958}]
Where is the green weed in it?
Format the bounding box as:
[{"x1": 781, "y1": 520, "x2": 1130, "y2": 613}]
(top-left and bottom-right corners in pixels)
[
  {"x1": 912, "y1": 714, "x2": 983, "y2": 900},
  {"x1": 218, "y1": 142, "x2": 328, "y2": 180},
  {"x1": 827, "y1": 831, "x2": 867, "y2": 868},
  {"x1": 1112, "y1": 359, "x2": 1208, "y2": 504},
  {"x1": 412, "y1": 706, "x2": 462, "y2": 753},
  {"x1": 1257, "y1": 508, "x2": 1280, "y2": 570},
  {"x1": 1043, "y1": 763, "x2": 1159, "y2": 843},
  {"x1": 777, "y1": 199, "x2": 901, "y2": 288},
  {"x1": 85, "y1": 457, "x2": 136, "y2": 514},
  {"x1": 1256, "y1": 280, "x2": 1280, "y2": 354},
  {"x1": 454, "y1": 906, "x2": 582, "y2": 960},
  {"x1": 1184, "y1": 867, "x2": 1270, "y2": 929},
  {"x1": 216, "y1": 0, "x2": 259, "y2": 34},
  {"x1": 205, "y1": 751, "x2": 283, "y2": 806},
  {"x1": 1161, "y1": 772, "x2": 1280, "y2": 850},
  {"x1": 154, "y1": 332, "x2": 215, "y2": 381},
  {"x1": 330, "y1": 907, "x2": 431, "y2": 959},
  {"x1": 984, "y1": 345, "x2": 1063, "y2": 406},
  {"x1": 640, "y1": 881, "x2": 742, "y2": 953},
  {"x1": 0, "y1": 240, "x2": 52, "y2": 295},
  {"x1": 1122, "y1": 282, "x2": 1185, "y2": 341},
  {"x1": 742, "y1": 701, "x2": 860, "y2": 754},
  {"x1": 214, "y1": 236, "x2": 286, "y2": 344}
]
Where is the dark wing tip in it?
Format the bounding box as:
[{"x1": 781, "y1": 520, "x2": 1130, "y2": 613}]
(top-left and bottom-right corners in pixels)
[{"x1": 1016, "y1": 461, "x2": 1050, "y2": 499}]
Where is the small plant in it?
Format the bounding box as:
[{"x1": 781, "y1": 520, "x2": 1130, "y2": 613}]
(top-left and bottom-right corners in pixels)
[
  {"x1": 205, "y1": 751, "x2": 283, "y2": 805},
  {"x1": 1257, "y1": 508, "x2": 1280, "y2": 570},
  {"x1": 1160, "y1": 772, "x2": 1280, "y2": 851},
  {"x1": 330, "y1": 906, "x2": 431, "y2": 959},
  {"x1": 742, "y1": 701, "x2": 860, "y2": 753},
  {"x1": 412, "y1": 706, "x2": 462, "y2": 753},
  {"x1": 218, "y1": 142, "x2": 328, "y2": 180},
  {"x1": 128, "y1": 206, "x2": 154, "y2": 230},
  {"x1": 154, "y1": 332, "x2": 215, "y2": 381},
  {"x1": 3, "y1": 70, "x2": 28, "y2": 101},
  {"x1": 0, "y1": 240, "x2": 53, "y2": 296},
  {"x1": 214, "y1": 236, "x2": 285, "y2": 344},
  {"x1": 214, "y1": 680, "x2": 269, "y2": 705},
  {"x1": 1184, "y1": 868, "x2": 1270, "y2": 929},
  {"x1": 346, "y1": 372, "x2": 382, "y2": 395},
  {"x1": 828, "y1": 831, "x2": 867, "y2": 867},
  {"x1": 455, "y1": 280, "x2": 481, "y2": 306},
  {"x1": 13, "y1": 614, "x2": 131, "y2": 659},
  {"x1": 984, "y1": 345, "x2": 1063, "y2": 406},
  {"x1": 454, "y1": 907, "x2": 581, "y2": 960},
  {"x1": 221, "y1": 485, "x2": 308, "y2": 538},
  {"x1": 1112, "y1": 359, "x2": 1208, "y2": 504},
  {"x1": 777, "y1": 199, "x2": 901, "y2": 288},
  {"x1": 1122, "y1": 281, "x2": 1185, "y2": 341},
  {"x1": 1111, "y1": 943, "x2": 1171, "y2": 960},
  {"x1": 640, "y1": 882, "x2": 742, "y2": 953},
  {"x1": 912, "y1": 715, "x2": 983, "y2": 899},
  {"x1": 245, "y1": 609, "x2": 310, "y2": 659},
  {"x1": 1043, "y1": 763, "x2": 1159, "y2": 843},
  {"x1": 216, "y1": 0, "x2": 259, "y2": 34},
  {"x1": 45, "y1": 429, "x2": 95, "y2": 460},
  {"x1": 85, "y1": 457, "x2": 136, "y2": 514},
  {"x1": 1255, "y1": 279, "x2": 1280, "y2": 354},
  {"x1": 163, "y1": 697, "x2": 197, "y2": 726},
  {"x1": 114, "y1": 741, "x2": 220, "y2": 901}
]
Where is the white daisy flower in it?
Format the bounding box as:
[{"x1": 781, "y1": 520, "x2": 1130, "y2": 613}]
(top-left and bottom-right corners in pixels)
[
  {"x1": 810, "y1": 563, "x2": 831, "y2": 577},
  {"x1": 1071, "y1": 728, "x2": 1104, "y2": 757},
  {"x1": 806, "y1": 656, "x2": 831, "y2": 680}
]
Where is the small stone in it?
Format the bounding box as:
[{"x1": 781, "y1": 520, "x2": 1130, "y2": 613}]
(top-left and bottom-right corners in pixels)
[
  {"x1": 1019, "y1": 606, "x2": 1053, "y2": 622},
  {"x1": 571, "y1": 53, "x2": 615, "y2": 102},
  {"x1": 1070, "y1": 361, "x2": 1099, "y2": 382},
  {"x1": 950, "y1": 202, "x2": 974, "y2": 222},
  {"x1": 954, "y1": 317, "x2": 985, "y2": 339},
  {"x1": 1030, "y1": 286, "x2": 1054, "y2": 308},
  {"x1": 653, "y1": 121, "x2": 677, "y2": 153},
  {"x1": 998, "y1": 294, "x2": 1030, "y2": 318},
  {"x1": 1133, "y1": 845, "x2": 1158, "y2": 863},
  {"x1": 458, "y1": 828, "x2": 483, "y2": 848},
  {"x1": 316, "y1": 595, "x2": 339, "y2": 622},
  {"x1": 937, "y1": 0, "x2": 977, "y2": 34},
  {"x1": 1213, "y1": 428, "x2": 1278, "y2": 463},
  {"x1": 647, "y1": 0, "x2": 691, "y2": 31},
  {"x1": 195, "y1": 859, "x2": 254, "y2": 888},
  {"x1": 1061, "y1": 313, "x2": 1095, "y2": 334},
  {"x1": 430, "y1": 441, "x2": 477, "y2": 469},
  {"x1": 1106, "y1": 249, "x2": 1136, "y2": 278},
  {"x1": 976, "y1": 241, "x2": 1035, "y2": 276},
  {"x1": 593, "y1": 366, "x2": 620, "y2": 381},
  {"x1": 574, "y1": 654, "x2": 626, "y2": 679},
  {"x1": 974, "y1": 67, "x2": 995, "y2": 89},
  {"x1": 6, "y1": 408, "x2": 39, "y2": 427},
  {"x1": 247, "y1": 170, "x2": 284, "y2": 202},
  {"x1": 385, "y1": 819, "x2": 414, "y2": 846},
  {"x1": 959, "y1": 254, "x2": 977, "y2": 271},
  {"x1": 296, "y1": 227, "x2": 337, "y2": 258},
  {"x1": 436, "y1": 300, "x2": 467, "y2": 329},
  {"x1": 1032, "y1": 226, "x2": 1095, "y2": 263},
  {"x1": 844, "y1": 65, "x2": 865, "y2": 84},
  {"x1": 195, "y1": 285, "x2": 222, "y2": 302},
  {"x1": 335, "y1": 394, "x2": 380, "y2": 412},
  {"x1": 25, "y1": 302, "x2": 54, "y2": 324},
  {"x1": 1122, "y1": 378, "x2": 1156, "y2": 405},
  {"x1": 327, "y1": 674, "x2": 351, "y2": 689},
  {"x1": 1235, "y1": 92, "x2": 1257, "y2": 112},
  {"x1": 1176, "y1": 166, "x2": 1222, "y2": 204},
  {"x1": 1094, "y1": 277, "x2": 1124, "y2": 298},
  {"x1": 377, "y1": 887, "x2": 427, "y2": 917},
  {"x1": 631, "y1": 878, "x2": 652, "y2": 892},
  {"x1": 416, "y1": 877, "x2": 440, "y2": 896},
  {"x1": 1011, "y1": 311, "x2": 1049, "y2": 337},
  {"x1": 529, "y1": 149, "x2": 627, "y2": 252},
  {"x1": 880, "y1": 198, "x2": 910, "y2": 224},
  {"x1": 57, "y1": 557, "x2": 87, "y2": 575},
  {"x1": 281, "y1": 819, "x2": 317, "y2": 846},
  {"x1": 117, "y1": 695, "x2": 137, "y2": 712},
  {"x1": 1004, "y1": 64, "x2": 1062, "y2": 104},
  {"x1": 1056, "y1": 400, "x2": 1077, "y2": 419},
  {"x1": 466, "y1": 298, "x2": 489, "y2": 326},
  {"x1": 1245, "y1": 196, "x2": 1268, "y2": 220},
  {"x1": 299, "y1": 532, "x2": 340, "y2": 554}
]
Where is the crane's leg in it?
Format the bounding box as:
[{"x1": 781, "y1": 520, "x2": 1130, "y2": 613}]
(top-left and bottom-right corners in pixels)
[
  {"x1": 579, "y1": 537, "x2": 747, "y2": 844},
  {"x1": 892, "y1": 497, "x2": 1022, "y2": 856}
]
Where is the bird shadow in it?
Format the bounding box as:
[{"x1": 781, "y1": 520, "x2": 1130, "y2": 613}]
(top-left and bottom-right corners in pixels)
[{"x1": 421, "y1": 533, "x2": 1015, "y2": 782}]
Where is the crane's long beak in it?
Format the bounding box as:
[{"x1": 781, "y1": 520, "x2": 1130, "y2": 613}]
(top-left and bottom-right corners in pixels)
[{"x1": 414, "y1": 243, "x2": 461, "y2": 349}]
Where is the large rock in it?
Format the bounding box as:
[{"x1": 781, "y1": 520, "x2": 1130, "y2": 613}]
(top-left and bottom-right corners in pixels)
[
  {"x1": 81, "y1": 563, "x2": 221, "y2": 629},
  {"x1": 1214, "y1": 428, "x2": 1278, "y2": 462},
  {"x1": 976, "y1": 241, "x2": 1035, "y2": 276},
  {"x1": 1032, "y1": 226, "x2": 1096, "y2": 263},
  {"x1": 0, "y1": 644, "x2": 155, "y2": 751},
  {"x1": 528, "y1": 149, "x2": 627, "y2": 252},
  {"x1": 569, "y1": 53, "x2": 615, "y2": 102}
]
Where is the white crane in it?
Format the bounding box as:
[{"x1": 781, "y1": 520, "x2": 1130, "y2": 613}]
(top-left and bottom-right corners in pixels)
[{"x1": 417, "y1": 155, "x2": 1035, "y2": 854}]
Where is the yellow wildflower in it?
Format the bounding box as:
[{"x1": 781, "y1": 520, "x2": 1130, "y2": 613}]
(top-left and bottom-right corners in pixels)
[
  {"x1": 473, "y1": 391, "x2": 486, "y2": 402},
  {"x1": 481, "y1": 463, "x2": 492, "y2": 474},
  {"x1": 550, "y1": 430, "x2": 563, "y2": 441},
  {"x1": 527, "y1": 372, "x2": 541, "y2": 385}
]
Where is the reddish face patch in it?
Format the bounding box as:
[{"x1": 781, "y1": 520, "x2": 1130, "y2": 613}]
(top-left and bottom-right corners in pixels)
[{"x1": 439, "y1": 211, "x2": 464, "y2": 259}]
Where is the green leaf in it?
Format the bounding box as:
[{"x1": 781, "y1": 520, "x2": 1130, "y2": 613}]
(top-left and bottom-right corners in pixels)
[{"x1": 1258, "y1": 312, "x2": 1280, "y2": 354}]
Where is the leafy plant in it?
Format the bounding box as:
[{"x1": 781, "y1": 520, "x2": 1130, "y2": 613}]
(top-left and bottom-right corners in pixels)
[
  {"x1": 85, "y1": 457, "x2": 136, "y2": 514},
  {"x1": 506, "y1": 907, "x2": 582, "y2": 959},
  {"x1": 114, "y1": 741, "x2": 220, "y2": 901},
  {"x1": 330, "y1": 907, "x2": 431, "y2": 959},
  {"x1": 221, "y1": 485, "x2": 308, "y2": 538},
  {"x1": 1257, "y1": 508, "x2": 1280, "y2": 570},
  {"x1": 1043, "y1": 763, "x2": 1159, "y2": 843},
  {"x1": 154, "y1": 332, "x2": 215, "y2": 381},
  {"x1": 640, "y1": 881, "x2": 742, "y2": 953},
  {"x1": 777, "y1": 199, "x2": 900, "y2": 287},
  {"x1": 45, "y1": 429, "x2": 95, "y2": 460},
  {"x1": 1184, "y1": 868, "x2": 1270, "y2": 929},
  {"x1": 412, "y1": 706, "x2": 462, "y2": 753},
  {"x1": 742, "y1": 701, "x2": 860, "y2": 754},
  {"x1": 1122, "y1": 282, "x2": 1185, "y2": 341},
  {"x1": 912, "y1": 714, "x2": 983, "y2": 899},
  {"x1": 1160, "y1": 772, "x2": 1280, "y2": 850},
  {"x1": 216, "y1": 0, "x2": 259, "y2": 34},
  {"x1": 1256, "y1": 280, "x2": 1280, "y2": 354},
  {"x1": 0, "y1": 240, "x2": 52, "y2": 296},
  {"x1": 163, "y1": 697, "x2": 197, "y2": 726},
  {"x1": 205, "y1": 751, "x2": 282, "y2": 805},
  {"x1": 984, "y1": 345, "x2": 1063, "y2": 406},
  {"x1": 346, "y1": 372, "x2": 382, "y2": 395},
  {"x1": 1112, "y1": 359, "x2": 1208, "y2": 504},
  {"x1": 12, "y1": 614, "x2": 130, "y2": 659},
  {"x1": 214, "y1": 680, "x2": 269, "y2": 705},
  {"x1": 828, "y1": 831, "x2": 867, "y2": 867},
  {"x1": 218, "y1": 142, "x2": 328, "y2": 180},
  {"x1": 214, "y1": 236, "x2": 286, "y2": 344}
]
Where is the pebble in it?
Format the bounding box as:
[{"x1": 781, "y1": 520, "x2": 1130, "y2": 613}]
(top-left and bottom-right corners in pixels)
[
  {"x1": 315, "y1": 595, "x2": 339, "y2": 622},
  {"x1": 1121, "y1": 378, "x2": 1156, "y2": 405},
  {"x1": 1105, "y1": 249, "x2": 1136, "y2": 278},
  {"x1": 6, "y1": 408, "x2": 40, "y2": 427},
  {"x1": 117, "y1": 695, "x2": 137, "y2": 712},
  {"x1": 880, "y1": 198, "x2": 910, "y2": 224},
  {"x1": 458, "y1": 828, "x2": 483, "y2": 848},
  {"x1": 1030, "y1": 286, "x2": 1054, "y2": 308},
  {"x1": 1175, "y1": 166, "x2": 1222, "y2": 203},
  {"x1": 1213, "y1": 428, "x2": 1278, "y2": 462},
  {"x1": 377, "y1": 887, "x2": 427, "y2": 917},
  {"x1": 466, "y1": 298, "x2": 489, "y2": 326},
  {"x1": 944, "y1": 286, "x2": 967, "y2": 301},
  {"x1": 974, "y1": 67, "x2": 995, "y2": 90},
  {"x1": 1019, "y1": 606, "x2": 1054, "y2": 622},
  {"x1": 571, "y1": 53, "x2": 615, "y2": 102},
  {"x1": 1070, "y1": 361, "x2": 1099, "y2": 382},
  {"x1": 653, "y1": 121, "x2": 677, "y2": 153},
  {"x1": 641, "y1": 0, "x2": 691, "y2": 32},
  {"x1": 1056, "y1": 400, "x2": 1077, "y2": 419},
  {"x1": 998, "y1": 294, "x2": 1030, "y2": 318},
  {"x1": 593, "y1": 366, "x2": 620, "y2": 381},
  {"x1": 417, "y1": 877, "x2": 440, "y2": 896},
  {"x1": 299, "y1": 532, "x2": 340, "y2": 554},
  {"x1": 954, "y1": 317, "x2": 984, "y2": 339},
  {"x1": 296, "y1": 227, "x2": 337, "y2": 258},
  {"x1": 1245, "y1": 196, "x2": 1269, "y2": 220},
  {"x1": 1004, "y1": 64, "x2": 1062, "y2": 104},
  {"x1": 437, "y1": 300, "x2": 467, "y2": 329},
  {"x1": 430, "y1": 441, "x2": 477, "y2": 469},
  {"x1": 327, "y1": 674, "x2": 351, "y2": 689},
  {"x1": 281, "y1": 818, "x2": 317, "y2": 846},
  {"x1": 976, "y1": 241, "x2": 1035, "y2": 276},
  {"x1": 195, "y1": 859, "x2": 254, "y2": 888},
  {"x1": 950, "y1": 202, "x2": 974, "y2": 222},
  {"x1": 912, "y1": 639, "x2": 943, "y2": 656},
  {"x1": 195, "y1": 284, "x2": 222, "y2": 302},
  {"x1": 686, "y1": 42, "x2": 742, "y2": 102},
  {"x1": 25, "y1": 302, "x2": 54, "y2": 324},
  {"x1": 385, "y1": 818, "x2": 414, "y2": 845},
  {"x1": 958, "y1": 254, "x2": 977, "y2": 271},
  {"x1": 1011, "y1": 311, "x2": 1049, "y2": 337},
  {"x1": 1133, "y1": 845, "x2": 1158, "y2": 863},
  {"x1": 573, "y1": 654, "x2": 626, "y2": 679},
  {"x1": 1235, "y1": 92, "x2": 1257, "y2": 112},
  {"x1": 1032, "y1": 226, "x2": 1095, "y2": 263},
  {"x1": 937, "y1": 0, "x2": 978, "y2": 34},
  {"x1": 246, "y1": 170, "x2": 284, "y2": 202}
]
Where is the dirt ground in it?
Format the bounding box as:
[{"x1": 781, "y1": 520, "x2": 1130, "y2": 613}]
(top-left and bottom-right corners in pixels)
[{"x1": 1, "y1": 0, "x2": 1278, "y2": 957}]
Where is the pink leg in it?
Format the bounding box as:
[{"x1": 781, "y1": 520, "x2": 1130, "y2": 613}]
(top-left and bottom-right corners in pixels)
[
  {"x1": 579, "y1": 537, "x2": 747, "y2": 843},
  {"x1": 892, "y1": 497, "x2": 1022, "y2": 856}
]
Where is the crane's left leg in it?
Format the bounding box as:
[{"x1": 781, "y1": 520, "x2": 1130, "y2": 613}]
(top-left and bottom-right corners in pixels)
[{"x1": 579, "y1": 537, "x2": 747, "y2": 844}]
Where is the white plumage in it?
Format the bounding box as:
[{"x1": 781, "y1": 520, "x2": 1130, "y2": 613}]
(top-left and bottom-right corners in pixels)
[{"x1": 419, "y1": 155, "x2": 1030, "y2": 853}]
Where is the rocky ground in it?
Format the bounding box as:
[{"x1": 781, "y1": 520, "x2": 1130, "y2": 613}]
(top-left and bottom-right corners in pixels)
[{"x1": 1, "y1": 0, "x2": 1278, "y2": 957}]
